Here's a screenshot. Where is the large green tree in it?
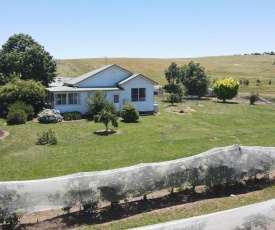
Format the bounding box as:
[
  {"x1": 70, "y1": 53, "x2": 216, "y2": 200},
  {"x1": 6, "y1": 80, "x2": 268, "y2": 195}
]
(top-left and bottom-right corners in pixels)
[
  {"x1": 0, "y1": 33, "x2": 56, "y2": 86},
  {"x1": 0, "y1": 78, "x2": 46, "y2": 115},
  {"x1": 179, "y1": 61, "x2": 209, "y2": 98}
]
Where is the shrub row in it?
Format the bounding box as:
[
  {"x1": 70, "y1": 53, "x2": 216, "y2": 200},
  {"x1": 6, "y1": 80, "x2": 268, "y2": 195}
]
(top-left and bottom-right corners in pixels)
[
  {"x1": 6, "y1": 102, "x2": 139, "y2": 125},
  {"x1": 62, "y1": 111, "x2": 82, "y2": 121}
]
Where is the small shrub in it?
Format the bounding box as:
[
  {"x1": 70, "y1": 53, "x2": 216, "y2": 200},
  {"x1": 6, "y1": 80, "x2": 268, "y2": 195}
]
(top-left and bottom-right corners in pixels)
[
  {"x1": 167, "y1": 93, "x2": 181, "y2": 105},
  {"x1": 36, "y1": 129, "x2": 58, "y2": 145},
  {"x1": 8, "y1": 101, "x2": 34, "y2": 120},
  {"x1": 61, "y1": 206, "x2": 72, "y2": 213},
  {"x1": 6, "y1": 109, "x2": 27, "y2": 125},
  {"x1": 82, "y1": 200, "x2": 99, "y2": 212},
  {"x1": 120, "y1": 104, "x2": 139, "y2": 122},
  {"x1": 248, "y1": 92, "x2": 259, "y2": 105},
  {"x1": 0, "y1": 208, "x2": 19, "y2": 229},
  {"x1": 86, "y1": 91, "x2": 106, "y2": 118},
  {"x1": 62, "y1": 111, "x2": 82, "y2": 121}
]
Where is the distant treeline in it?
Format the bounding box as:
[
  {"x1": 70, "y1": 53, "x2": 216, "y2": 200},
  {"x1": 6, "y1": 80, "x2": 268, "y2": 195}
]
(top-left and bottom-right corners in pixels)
[{"x1": 244, "y1": 51, "x2": 275, "y2": 55}]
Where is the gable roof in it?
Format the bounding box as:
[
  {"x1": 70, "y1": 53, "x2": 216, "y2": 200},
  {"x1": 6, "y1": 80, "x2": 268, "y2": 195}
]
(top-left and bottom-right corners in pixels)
[
  {"x1": 64, "y1": 64, "x2": 133, "y2": 86},
  {"x1": 118, "y1": 74, "x2": 158, "y2": 86}
]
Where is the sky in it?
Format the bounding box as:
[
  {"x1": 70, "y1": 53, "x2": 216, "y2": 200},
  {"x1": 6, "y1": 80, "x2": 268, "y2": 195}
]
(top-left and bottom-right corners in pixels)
[{"x1": 1, "y1": 0, "x2": 274, "y2": 59}]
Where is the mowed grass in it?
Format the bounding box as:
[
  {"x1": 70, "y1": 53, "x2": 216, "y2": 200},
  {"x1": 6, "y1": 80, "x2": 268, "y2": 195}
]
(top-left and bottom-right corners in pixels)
[
  {"x1": 1, "y1": 96, "x2": 275, "y2": 181},
  {"x1": 83, "y1": 186, "x2": 275, "y2": 230},
  {"x1": 56, "y1": 55, "x2": 275, "y2": 94}
]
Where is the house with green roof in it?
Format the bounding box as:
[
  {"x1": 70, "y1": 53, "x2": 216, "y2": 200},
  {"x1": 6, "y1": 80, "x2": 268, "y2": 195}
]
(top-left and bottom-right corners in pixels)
[{"x1": 46, "y1": 64, "x2": 158, "y2": 114}]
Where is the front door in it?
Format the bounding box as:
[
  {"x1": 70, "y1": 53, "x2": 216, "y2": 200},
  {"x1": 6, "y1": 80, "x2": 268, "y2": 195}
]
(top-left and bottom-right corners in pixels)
[{"x1": 113, "y1": 94, "x2": 120, "y2": 112}]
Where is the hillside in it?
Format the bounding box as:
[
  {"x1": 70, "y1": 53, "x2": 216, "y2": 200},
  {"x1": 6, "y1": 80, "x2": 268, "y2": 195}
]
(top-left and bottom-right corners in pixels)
[{"x1": 56, "y1": 55, "x2": 275, "y2": 94}]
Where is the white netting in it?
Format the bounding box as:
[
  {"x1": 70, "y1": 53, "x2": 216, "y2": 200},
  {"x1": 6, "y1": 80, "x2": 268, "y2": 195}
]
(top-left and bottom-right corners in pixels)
[{"x1": 1, "y1": 145, "x2": 275, "y2": 214}]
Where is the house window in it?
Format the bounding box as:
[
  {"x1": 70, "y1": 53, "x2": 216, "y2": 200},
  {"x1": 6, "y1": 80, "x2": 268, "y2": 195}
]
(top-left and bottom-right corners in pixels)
[
  {"x1": 139, "y1": 88, "x2": 146, "y2": 101},
  {"x1": 69, "y1": 93, "x2": 80, "y2": 104},
  {"x1": 113, "y1": 94, "x2": 119, "y2": 103},
  {"x1": 88, "y1": 92, "x2": 93, "y2": 99},
  {"x1": 56, "y1": 94, "x2": 67, "y2": 105},
  {"x1": 131, "y1": 88, "x2": 146, "y2": 102}
]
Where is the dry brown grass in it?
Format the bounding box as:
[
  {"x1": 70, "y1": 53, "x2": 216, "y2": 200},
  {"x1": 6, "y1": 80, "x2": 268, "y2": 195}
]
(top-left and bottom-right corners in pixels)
[{"x1": 56, "y1": 55, "x2": 275, "y2": 93}]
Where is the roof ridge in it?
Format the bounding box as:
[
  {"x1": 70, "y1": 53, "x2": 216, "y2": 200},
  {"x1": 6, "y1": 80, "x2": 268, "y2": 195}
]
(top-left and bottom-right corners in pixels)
[{"x1": 64, "y1": 64, "x2": 128, "y2": 86}]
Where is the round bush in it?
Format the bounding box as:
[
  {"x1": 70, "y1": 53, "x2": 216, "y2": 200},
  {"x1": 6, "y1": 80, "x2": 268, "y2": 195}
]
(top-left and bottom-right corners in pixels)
[
  {"x1": 8, "y1": 101, "x2": 34, "y2": 120},
  {"x1": 248, "y1": 92, "x2": 259, "y2": 105},
  {"x1": 0, "y1": 78, "x2": 46, "y2": 115},
  {"x1": 7, "y1": 109, "x2": 27, "y2": 125},
  {"x1": 120, "y1": 104, "x2": 139, "y2": 122}
]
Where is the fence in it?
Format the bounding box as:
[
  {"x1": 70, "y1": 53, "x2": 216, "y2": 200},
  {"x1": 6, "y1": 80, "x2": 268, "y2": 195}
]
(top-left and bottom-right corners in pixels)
[{"x1": 1, "y1": 145, "x2": 275, "y2": 214}]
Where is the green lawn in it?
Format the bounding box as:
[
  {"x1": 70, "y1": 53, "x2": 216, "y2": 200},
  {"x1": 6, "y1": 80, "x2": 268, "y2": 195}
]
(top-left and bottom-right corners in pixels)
[{"x1": 1, "y1": 96, "x2": 275, "y2": 181}]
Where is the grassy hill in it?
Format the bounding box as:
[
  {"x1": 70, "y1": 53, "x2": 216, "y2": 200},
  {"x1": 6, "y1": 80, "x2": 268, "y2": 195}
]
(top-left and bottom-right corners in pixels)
[{"x1": 56, "y1": 55, "x2": 275, "y2": 94}]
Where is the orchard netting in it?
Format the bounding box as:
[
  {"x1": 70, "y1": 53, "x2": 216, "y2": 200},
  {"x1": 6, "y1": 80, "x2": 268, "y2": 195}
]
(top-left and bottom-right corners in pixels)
[{"x1": 1, "y1": 145, "x2": 275, "y2": 214}]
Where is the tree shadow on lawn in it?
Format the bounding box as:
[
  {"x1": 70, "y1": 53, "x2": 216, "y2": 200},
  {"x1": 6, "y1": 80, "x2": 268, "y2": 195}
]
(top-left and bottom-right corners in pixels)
[
  {"x1": 17, "y1": 176, "x2": 275, "y2": 230},
  {"x1": 120, "y1": 120, "x2": 140, "y2": 123},
  {"x1": 93, "y1": 130, "x2": 120, "y2": 136},
  {"x1": 216, "y1": 101, "x2": 239, "y2": 105}
]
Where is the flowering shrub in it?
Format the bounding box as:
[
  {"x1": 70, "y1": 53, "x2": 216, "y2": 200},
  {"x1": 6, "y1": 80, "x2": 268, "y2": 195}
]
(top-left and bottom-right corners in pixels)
[
  {"x1": 213, "y1": 77, "x2": 240, "y2": 102},
  {"x1": 37, "y1": 109, "x2": 63, "y2": 123}
]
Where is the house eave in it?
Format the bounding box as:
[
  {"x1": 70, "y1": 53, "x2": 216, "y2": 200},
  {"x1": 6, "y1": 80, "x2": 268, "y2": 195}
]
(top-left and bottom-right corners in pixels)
[
  {"x1": 118, "y1": 74, "x2": 158, "y2": 86},
  {"x1": 46, "y1": 86, "x2": 121, "y2": 92}
]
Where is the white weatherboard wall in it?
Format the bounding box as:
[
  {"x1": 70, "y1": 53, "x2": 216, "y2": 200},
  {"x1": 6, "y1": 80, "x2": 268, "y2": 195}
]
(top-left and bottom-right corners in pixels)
[
  {"x1": 75, "y1": 65, "x2": 131, "y2": 88},
  {"x1": 121, "y1": 76, "x2": 155, "y2": 112}
]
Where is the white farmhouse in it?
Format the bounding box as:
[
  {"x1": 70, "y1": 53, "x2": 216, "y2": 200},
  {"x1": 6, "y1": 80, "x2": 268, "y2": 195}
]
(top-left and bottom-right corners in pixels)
[{"x1": 46, "y1": 64, "x2": 158, "y2": 114}]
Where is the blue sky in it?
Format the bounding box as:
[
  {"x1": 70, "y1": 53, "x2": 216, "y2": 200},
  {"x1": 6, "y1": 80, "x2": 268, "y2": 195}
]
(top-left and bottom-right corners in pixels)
[{"x1": 1, "y1": 0, "x2": 274, "y2": 59}]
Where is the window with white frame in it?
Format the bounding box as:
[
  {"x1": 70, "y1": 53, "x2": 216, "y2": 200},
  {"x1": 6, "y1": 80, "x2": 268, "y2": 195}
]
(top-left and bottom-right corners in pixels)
[
  {"x1": 113, "y1": 94, "x2": 119, "y2": 103},
  {"x1": 56, "y1": 94, "x2": 67, "y2": 105},
  {"x1": 69, "y1": 93, "x2": 80, "y2": 104},
  {"x1": 131, "y1": 88, "x2": 146, "y2": 102},
  {"x1": 55, "y1": 93, "x2": 80, "y2": 105}
]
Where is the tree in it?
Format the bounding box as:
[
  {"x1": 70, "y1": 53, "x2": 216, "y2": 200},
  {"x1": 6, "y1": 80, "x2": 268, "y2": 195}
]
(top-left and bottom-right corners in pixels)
[
  {"x1": 86, "y1": 91, "x2": 106, "y2": 118},
  {"x1": 167, "y1": 93, "x2": 180, "y2": 106},
  {"x1": 164, "y1": 62, "x2": 179, "y2": 87},
  {"x1": 163, "y1": 62, "x2": 185, "y2": 105},
  {"x1": 0, "y1": 33, "x2": 56, "y2": 86},
  {"x1": 213, "y1": 77, "x2": 240, "y2": 102},
  {"x1": 178, "y1": 61, "x2": 209, "y2": 98},
  {"x1": 94, "y1": 101, "x2": 118, "y2": 131},
  {"x1": 0, "y1": 78, "x2": 46, "y2": 115}
]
